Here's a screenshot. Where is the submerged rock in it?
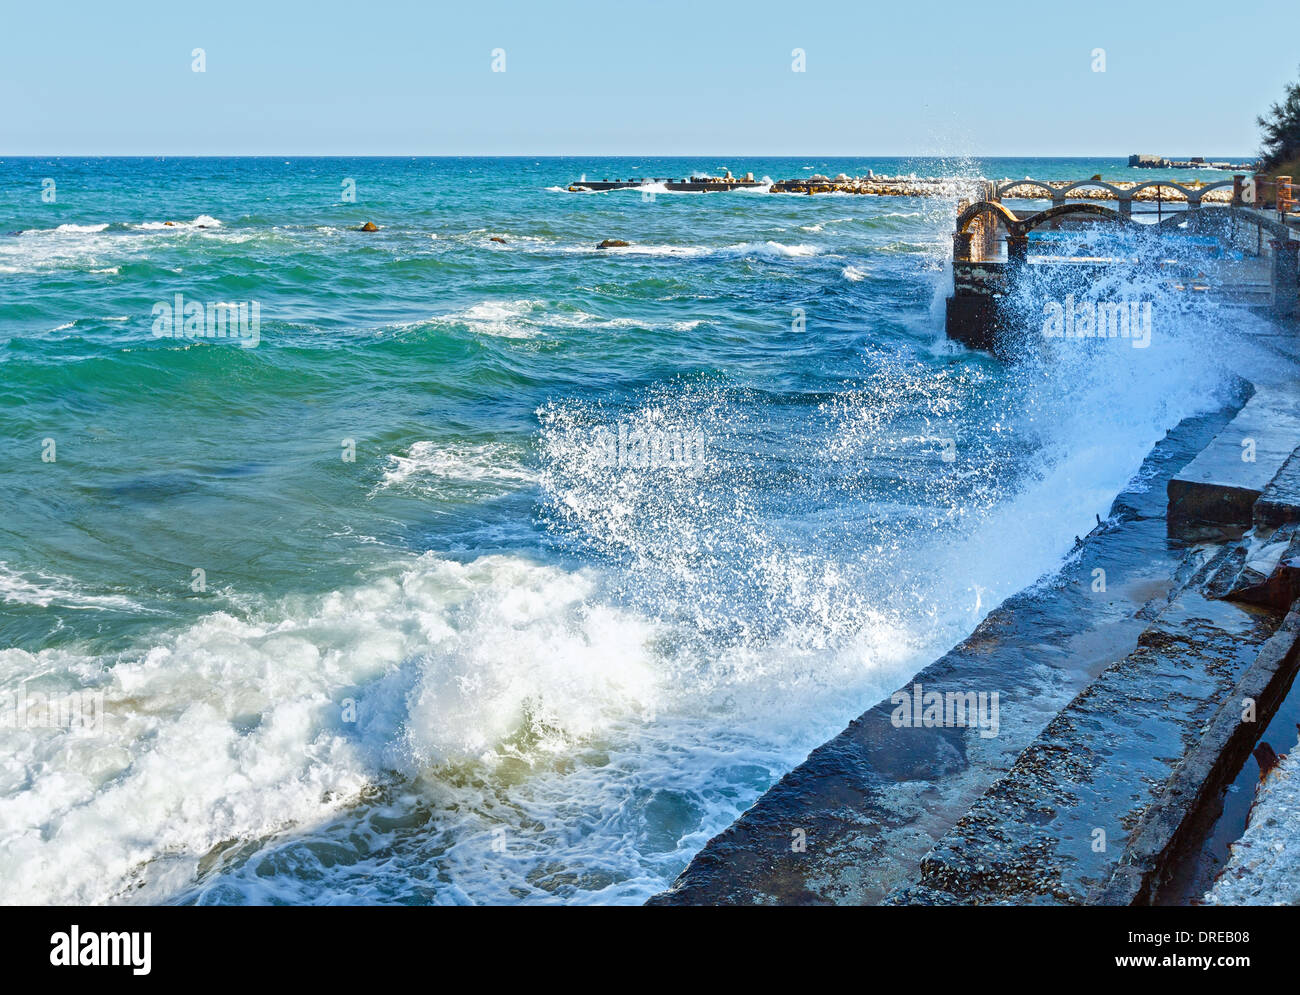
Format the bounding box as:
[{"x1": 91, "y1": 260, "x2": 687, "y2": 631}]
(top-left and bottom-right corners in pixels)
[
  {"x1": 489, "y1": 236, "x2": 507, "y2": 244},
  {"x1": 597, "y1": 239, "x2": 630, "y2": 249},
  {"x1": 357, "y1": 221, "x2": 379, "y2": 232}
]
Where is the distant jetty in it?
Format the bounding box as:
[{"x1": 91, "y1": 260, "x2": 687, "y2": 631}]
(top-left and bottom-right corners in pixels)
[
  {"x1": 568, "y1": 171, "x2": 763, "y2": 192},
  {"x1": 1129, "y1": 153, "x2": 1256, "y2": 170},
  {"x1": 769, "y1": 174, "x2": 1237, "y2": 201},
  {"x1": 567, "y1": 171, "x2": 1243, "y2": 201}
]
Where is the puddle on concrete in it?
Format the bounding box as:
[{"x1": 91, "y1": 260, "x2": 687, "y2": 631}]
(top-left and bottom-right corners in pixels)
[{"x1": 1155, "y1": 659, "x2": 1300, "y2": 905}]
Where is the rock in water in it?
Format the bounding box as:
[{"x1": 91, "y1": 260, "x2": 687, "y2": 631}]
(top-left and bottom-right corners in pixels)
[
  {"x1": 489, "y1": 236, "x2": 507, "y2": 244},
  {"x1": 1255, "y1": 742, "x2": 1282, "y2": 778},
  {"x1": 358, "y1": 221, "x2": 379, "y2": 232},
  {"x1": 597, "y1": 239, "x2": 630, "y2": 249}
]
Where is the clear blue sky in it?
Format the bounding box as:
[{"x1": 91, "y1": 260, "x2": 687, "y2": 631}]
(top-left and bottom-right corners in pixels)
[{"x1": 2, "y1": 0, "x2": 1293, "y2": 156}]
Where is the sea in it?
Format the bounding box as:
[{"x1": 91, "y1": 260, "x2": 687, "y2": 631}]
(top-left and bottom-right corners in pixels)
[{"x1": 0, "y1": 155, "x2": 1276, "y2": 904}]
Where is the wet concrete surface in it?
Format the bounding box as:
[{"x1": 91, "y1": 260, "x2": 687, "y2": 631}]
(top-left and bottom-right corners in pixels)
[
  {"x1": 647, "y1": 401, "x2": 1246, "y2": 905},
  {"x1": 1169, "y1": 385, "x2": 1300, "y2": 528},
  {"x1": 888, "y1": 593, "x2": 1280, "y2": 905}
]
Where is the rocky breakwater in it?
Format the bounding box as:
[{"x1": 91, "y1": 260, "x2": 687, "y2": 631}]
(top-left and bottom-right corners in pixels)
[
  {"x1": 770, "y1": 173, "x2": 981, "y2": 197},
  {"x1": 770, "y1": 174, "x2": 1235, "y2": 203}
]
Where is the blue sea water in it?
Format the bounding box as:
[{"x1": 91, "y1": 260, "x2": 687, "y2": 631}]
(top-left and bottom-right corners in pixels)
[{"x1": 0, "y1": 155, "x2": 1265, "y2": 904}]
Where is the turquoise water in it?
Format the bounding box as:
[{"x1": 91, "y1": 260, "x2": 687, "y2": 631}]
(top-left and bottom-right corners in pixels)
[{"x1": 0, "y1": 156, "x2": 1257, "y2": 904}]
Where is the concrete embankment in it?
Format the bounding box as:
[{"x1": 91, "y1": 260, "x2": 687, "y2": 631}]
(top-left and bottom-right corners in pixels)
[{"x1": 649, "y1": 371, "x2": 1300, "y2": 906}]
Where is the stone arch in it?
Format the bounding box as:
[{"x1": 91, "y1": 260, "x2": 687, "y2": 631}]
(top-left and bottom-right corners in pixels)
[
  {"x1": 1056, "y1": 179, "x2": 1127, "y2": 199},
  {"x1": 995, "y1": 179, "x2": 1058, "y2": 200},
  {"x1": 1126, "y1": 180, "x2": 1196, "y2": 199},
  {"x1": 956, "y1": 200, "x2": 1020, "y2": 235},
  {"x1": 1014, "y1": 202, "x2": 1127, "y2": 235},
  {"x1": 1194, "y1": 179, "x2": 1235, "y2": 196},
  {"x1": 1226, "y1": 205, "x2": 1294, "y2": 240}
]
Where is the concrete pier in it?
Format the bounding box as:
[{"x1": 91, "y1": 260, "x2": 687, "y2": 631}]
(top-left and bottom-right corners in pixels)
[{"x1": 943, "y1": 181, "x2": 1300, "y2": 353}]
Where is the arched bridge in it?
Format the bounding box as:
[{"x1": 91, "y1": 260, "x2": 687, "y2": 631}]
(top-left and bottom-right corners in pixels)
[{"x1": 946, "y1": 179, "x2": 1300, "y2": 353}]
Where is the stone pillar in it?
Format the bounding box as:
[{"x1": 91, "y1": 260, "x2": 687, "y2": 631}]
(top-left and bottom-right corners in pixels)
[
  {"x1": 1118, "y1": 195, "x2": 1132, "y2": 220},
  {"x1": 1006, "y1": 233, "x2": 1029, "y2": 263},
  {"x1": 1270, "y1": 239, "x2": 1299, "y2": 317},
  {"x1": 1255, "y1": 172, "x2": 1271, "y2": 208},
  {"x1": 953, "y1": 231, "x2": 973, "y2": 262},
  {"x1": 1232, "y1": 174, "x2": 1245, "y2": 207}
]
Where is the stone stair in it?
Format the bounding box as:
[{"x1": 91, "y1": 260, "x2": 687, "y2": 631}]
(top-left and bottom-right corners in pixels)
[
  {"x1": 1168, "y1": 385, "x2": 1300, "y2": 530},
  {"x1": 884, "y1": 581, "x2": 1288, "y2": 905},
  {"x1": 884, "y1": 406, "x2": 1300, "y2": 906}
]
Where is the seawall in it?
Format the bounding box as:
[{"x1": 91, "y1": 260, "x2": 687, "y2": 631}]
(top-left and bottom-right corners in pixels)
[{"x1": 649, "y1": 363, "x2": 1300, "y2": 905}]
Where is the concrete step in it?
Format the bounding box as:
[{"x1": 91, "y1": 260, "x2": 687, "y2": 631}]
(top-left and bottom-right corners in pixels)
[
  {"x1": 882, "y1": 565, "x2": 1297, "y2": 906},
  {"x1": 1168, "y1": 384, "x2": 1300, "y2": 529},
  {"x1": 1256, "y1": 449, "x2": 1300, "y2": 527}
]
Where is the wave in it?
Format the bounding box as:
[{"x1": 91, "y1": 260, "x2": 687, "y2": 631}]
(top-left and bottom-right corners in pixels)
[
  {"x1": 0, "y1": 552, "x2": 676, "y2": 904},
  {"x1": 1, "y1": 215, "x2": 225, "y2": 275},
  {"x1": 376, "y1": 440, "x2": 538, "y2": 497},
  {"x1": 0, "y1": 562, "x2": 146, "y2": 613},
  {"x1": 564, "y1": 241, "x2": 824, "y2": 260},
  {"x1": 16, "y1": 215, "x2": 221, "y2": 237},
  {"x1": 133, "y1": 215, "x2": 222, "y2": 231},
  {"x1": 395, "y1": 299, "x2": 703, "y2": 339}
]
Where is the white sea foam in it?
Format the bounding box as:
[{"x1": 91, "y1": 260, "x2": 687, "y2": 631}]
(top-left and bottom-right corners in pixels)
[
  {"x1": 377, "y1": 440, "x2": 537, "y2": 496},
  {"x1": 408, "y1": 299, "x2": 704, "y2": 339},
  {"x1": 134, "y1": 215, "x2": 222, "y2": 231},
  {"x1": 573, "y1": 241, "x2": 823, "y2": 259},
  {"x1": 0, "y1": 553, "x2": 674, "y2": 904},
  {"x1": 0, "y1": 562, "x2": 144, "y2": 613}
]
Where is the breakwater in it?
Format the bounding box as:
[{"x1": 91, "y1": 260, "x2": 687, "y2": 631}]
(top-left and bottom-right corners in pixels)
[
  {"x1": 768, "y1": 175, "x2": 1238, "y2": 201},
  {"x1": 567, "y1": 172, "x2": 1243, "y2": 201}
]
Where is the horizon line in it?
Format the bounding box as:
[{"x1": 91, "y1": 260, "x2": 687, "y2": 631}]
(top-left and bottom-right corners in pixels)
[{"x1": 0, "y1": 152, "x2": 1256, "y2": 161}]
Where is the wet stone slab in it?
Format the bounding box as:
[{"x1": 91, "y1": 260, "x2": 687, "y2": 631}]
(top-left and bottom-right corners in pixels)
[
  {"x1": 647, "y1": 401, "x2": 1245, "y2": 906},
  {"x1": 1169, "y1": 384, "x2": 1300, "y2": 529},
  {"x1": 888, "y1": 592, "x2": 1279, "y2": 905}
]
